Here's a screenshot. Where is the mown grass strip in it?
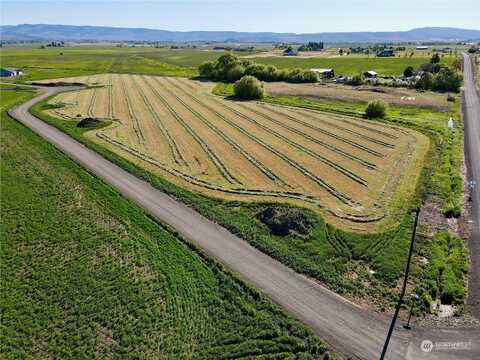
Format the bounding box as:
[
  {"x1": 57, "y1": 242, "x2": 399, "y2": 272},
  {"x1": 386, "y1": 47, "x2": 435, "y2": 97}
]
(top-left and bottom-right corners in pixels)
[
  {"x1": 87, "y1": 86, "x2": 97, "y2": 118},
  {"x1": 107, "y1": 74, "x2": 114, "y2": 119}
]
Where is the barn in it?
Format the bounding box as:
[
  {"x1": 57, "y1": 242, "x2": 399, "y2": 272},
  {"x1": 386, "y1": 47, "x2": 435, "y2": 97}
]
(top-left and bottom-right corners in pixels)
[{"x1": 0, "y1": 68, "x2": 23, "y2": 77}]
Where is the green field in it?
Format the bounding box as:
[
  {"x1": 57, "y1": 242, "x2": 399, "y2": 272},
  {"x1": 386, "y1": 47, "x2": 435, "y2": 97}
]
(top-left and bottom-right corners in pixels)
[
  {"x1": 0, "y1": 47, "x2": 218, "y2": 81},
  {"x1": 1, "y1": 88, "x2": 329, "y2": 358},
  {"x1": 0, "y1": 45, "x2": 451, "y2": 81},
  {"x1": 252, "y1": 55, "x2": 453, "y2": 76}
]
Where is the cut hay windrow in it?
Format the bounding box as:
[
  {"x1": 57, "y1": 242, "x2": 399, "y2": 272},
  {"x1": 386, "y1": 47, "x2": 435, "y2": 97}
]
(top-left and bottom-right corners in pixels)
[
  {"x1": 108, "y1": 74, "x2": 114, "y2": 119},
  {"x1": 141, "y1": 76, "x2": 241, "y2": 185},
  {"x1": 153, "y1": 78, "x2": 289, "y2": 187},
  {"x1": 96, "y1": 132, "x2": 324, "y2": 205},
  {"x1": 236, "y1": 101, "x2": 384, "y2": 158},
  {"x1": 173, "y1": 83, "x2": 368, "y2": 187},
  {"x1": 288, "y1": 106, "x2": 399, "y2": 140},
  {"x1": 132, "y1": 76, "x2": 187, "y2": 168},
  {"x1": 167, "y1": 77, "x2": 368, "y2": 185},
  {"x1": 231, "y1": 101, "x2": 377, "y2": 170},
  {"x1": 257, "y1": 103, "x2": 396, "y2": 149},
  {"x1": 161, "y1": 78, "x2": 353, "y2": 204},
  {"x1": 87, "y1": 88, "x2": 97, "y2": 118},
  {"x1": 120, "y1": 75, "x2": 145, "y2": 144}
]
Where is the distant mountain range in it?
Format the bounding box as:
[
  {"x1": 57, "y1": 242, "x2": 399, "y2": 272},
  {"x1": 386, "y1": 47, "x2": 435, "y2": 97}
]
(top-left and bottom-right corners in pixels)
[{"x1": 1, "y1": 24, "x2": 480, "y2": 43}]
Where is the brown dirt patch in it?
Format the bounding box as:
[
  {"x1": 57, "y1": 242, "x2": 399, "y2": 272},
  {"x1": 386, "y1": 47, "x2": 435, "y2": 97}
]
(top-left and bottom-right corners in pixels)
[{"x1": 265, "y1": 82, "x2": 450, "y2": 110}]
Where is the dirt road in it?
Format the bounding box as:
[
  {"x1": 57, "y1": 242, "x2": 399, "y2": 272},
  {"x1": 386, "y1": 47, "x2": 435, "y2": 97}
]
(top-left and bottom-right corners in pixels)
[{"x1": 8, "y1": 85, "x2": 479, "y2": 360}]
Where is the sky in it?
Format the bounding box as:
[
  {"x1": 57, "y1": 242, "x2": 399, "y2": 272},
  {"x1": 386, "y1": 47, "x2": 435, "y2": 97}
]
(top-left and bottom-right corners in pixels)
[{"x1": 1, "y1": 0, "x2": 478, "y2": 33}]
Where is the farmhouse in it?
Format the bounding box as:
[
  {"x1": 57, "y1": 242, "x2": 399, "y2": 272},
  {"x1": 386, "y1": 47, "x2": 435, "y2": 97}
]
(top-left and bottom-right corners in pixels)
[
  {"x1": 376, "y1": 49, "x2": 394, "y2": 57},
  {"x1": 311, "y1": 68, "x2": 335, "y2": 78},
  {"x1": 0, "y1": 68, "x2": 23, "y2": 77},
  {"x1": 363, "y1": 70, "x2": 377, "y2": 79}
]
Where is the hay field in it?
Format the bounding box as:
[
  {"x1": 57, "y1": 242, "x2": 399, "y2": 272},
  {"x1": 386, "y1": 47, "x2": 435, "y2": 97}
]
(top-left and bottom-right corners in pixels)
[{"x1": 41, "y1": 74, "x2": 428, "y2": 230}]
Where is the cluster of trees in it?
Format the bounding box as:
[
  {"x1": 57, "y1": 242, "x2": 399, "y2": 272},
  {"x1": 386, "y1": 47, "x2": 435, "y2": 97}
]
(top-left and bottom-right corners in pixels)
[
  {"x1": 199, "y1": 54, "x2": 319, "y2": 84},
  {"x1": 298, "y1": 42, "x2": 324, "y2": 51},
  {"x1": 415, "y1": 67, "x2": 463, "y2": 92},
  {"x1": 402, "y1": 53, "x2": 463, "y2": 92}
]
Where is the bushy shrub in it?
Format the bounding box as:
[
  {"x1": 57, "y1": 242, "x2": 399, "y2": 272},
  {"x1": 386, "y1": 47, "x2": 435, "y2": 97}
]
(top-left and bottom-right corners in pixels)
[
  {"x1": 302, "y1": 70, "x2": 320, "y2": 83},
  {"x1": 430, "y1": 53, "x2": 441, "y2": 64},
  {"x1": 365, "y1": 100, "x2": 387, "y2": 119},
  {"x1": 199, "y1": 61, "x2": 216, "y2": 78},
  {"x1": 286, "y1": 68, "x2": 305, "y2": 83},
  {"x1": 415, "y1": 68, "x2": 462, "y2": 92},
  {"x1": 347, "y1": 74, "x2": 364, "y2": 86},
  {"x1": 233, "y1": 75, "x2": 265, "y2": 99},
  {"x1": 403, "y1": 66, "x2": 415, "y2": 77},
  {"x1": 226, "y1": 65, "x2": 245, "y2": 82},
  {"x1": 415, "y1": 72, "x2": 434, "y2": 90}
]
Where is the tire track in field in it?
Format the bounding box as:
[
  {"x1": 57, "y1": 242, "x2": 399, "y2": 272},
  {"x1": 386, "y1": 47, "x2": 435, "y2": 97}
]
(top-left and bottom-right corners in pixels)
[
  {"x1": 141, "y1": 77, "x2": 241, "y2": 185},
  {"x1": 162, "y1": 78, "x2": 353, "y2": 205},
  {"x1": 132, "y1": 75, "x2": 188, "y2": 168}
]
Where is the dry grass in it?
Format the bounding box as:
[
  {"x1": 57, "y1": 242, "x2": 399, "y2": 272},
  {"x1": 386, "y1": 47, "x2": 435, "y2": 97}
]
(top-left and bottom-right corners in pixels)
[{"x1": 42, "y1": 74, "x2": 429, "y2": 231}]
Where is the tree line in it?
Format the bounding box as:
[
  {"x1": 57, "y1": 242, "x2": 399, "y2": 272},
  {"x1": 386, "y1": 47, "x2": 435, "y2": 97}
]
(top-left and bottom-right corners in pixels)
[{"x1": 199, "y1": 54, "x2": 319, "y2": 84}]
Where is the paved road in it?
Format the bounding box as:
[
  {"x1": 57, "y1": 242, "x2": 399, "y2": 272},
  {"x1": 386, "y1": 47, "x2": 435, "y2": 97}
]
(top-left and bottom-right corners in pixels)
[
  {"x1": 462, "y1": 53, "x2": 480, "y2": 319},
  {"x1": 9, "y1": 85, "x2": 480, "y2": 360}
]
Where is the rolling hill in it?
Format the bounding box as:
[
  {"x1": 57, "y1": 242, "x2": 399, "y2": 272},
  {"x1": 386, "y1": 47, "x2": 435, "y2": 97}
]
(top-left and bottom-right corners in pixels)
[{"x1": 1, "y1": 24, "x2": 480, "y2": 43}]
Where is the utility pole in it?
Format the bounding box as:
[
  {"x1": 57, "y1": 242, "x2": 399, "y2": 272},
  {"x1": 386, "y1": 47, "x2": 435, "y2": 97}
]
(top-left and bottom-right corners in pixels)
[{"x1": 379, "y1": 208, "x2": 420, "y2": 360}]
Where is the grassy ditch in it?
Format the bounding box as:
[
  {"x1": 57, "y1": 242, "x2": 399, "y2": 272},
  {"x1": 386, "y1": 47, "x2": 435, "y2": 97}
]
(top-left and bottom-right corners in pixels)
[
  {"x1": 31, "y1": 89, "x2": 424, "y2": 310},
  {"x1": 415, "y1": 232, "x2": 469, "y2": 315},
  {"x1": 1, "y1": 88, "x2": 330, "y2": 359}
]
